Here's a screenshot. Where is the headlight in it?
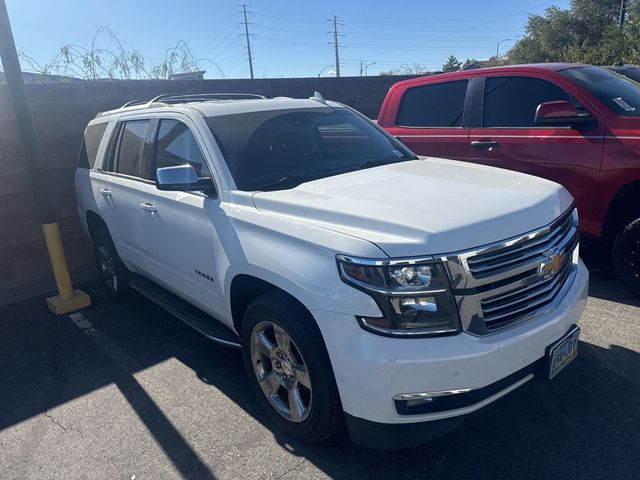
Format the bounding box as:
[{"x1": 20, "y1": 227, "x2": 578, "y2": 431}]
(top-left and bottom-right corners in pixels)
[{"x1": 336, "y1": 255, "x2": 461, "y2": 337}]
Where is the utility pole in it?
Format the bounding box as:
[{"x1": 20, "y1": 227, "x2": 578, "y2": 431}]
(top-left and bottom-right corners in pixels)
[
  {"x1": 0, "y1": 0, "x2": 90, "y2": 314},
  {"x1": 360, "y1": 60, "x2": 363, "y2": 77},
  {"x1": 620, "y1": 0, "x2": 627, "y2": 28},
  {"x1": 331, "y1": 14, "x2": 341, "y2": 78},
  {"x1": 240, "y1": 4, "x2": 254, "y2": 79}
]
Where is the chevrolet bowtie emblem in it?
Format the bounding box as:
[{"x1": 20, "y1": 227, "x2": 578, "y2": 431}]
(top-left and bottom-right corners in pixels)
[{"x1": 539, "y1": 248, "x2": 565, "y2": 279}]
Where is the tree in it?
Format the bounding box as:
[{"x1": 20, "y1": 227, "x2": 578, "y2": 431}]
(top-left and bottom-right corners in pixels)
[
  {"x1": 379, "y1": 63, "x2": 429, "y2": 76},
  {"x1": 507, "y1": 0, "x2": 640, "y2": 65},
  {"x1": 442, "y1": 55, "x2": 462, "y2": 72}
]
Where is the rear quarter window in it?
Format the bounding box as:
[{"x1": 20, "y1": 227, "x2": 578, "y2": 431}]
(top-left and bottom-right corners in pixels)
[{"x1": 78, "y1": 122, "x2": 108, "y2": 169}]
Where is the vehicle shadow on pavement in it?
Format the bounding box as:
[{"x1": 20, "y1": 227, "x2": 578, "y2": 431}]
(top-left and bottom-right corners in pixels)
[
  {"x1": 1, "y1": 277, "x2": 639, "y2": 479},
  {"x1": 586, "y1": 268, "x2": 640, "y2": 308},
  {"x1": 581, "y1": 250, "x2": 640, "y2": 308}
]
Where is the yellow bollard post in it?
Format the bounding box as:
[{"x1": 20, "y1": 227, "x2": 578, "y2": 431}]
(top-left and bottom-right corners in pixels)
[{"x1": 42, "y1": 223, "x2": 91, "y2": 314}]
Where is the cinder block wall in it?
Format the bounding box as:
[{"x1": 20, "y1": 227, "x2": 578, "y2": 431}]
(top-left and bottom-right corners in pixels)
[{"x1": 0, "y1": 74, "x2": 419, "y2": 304}]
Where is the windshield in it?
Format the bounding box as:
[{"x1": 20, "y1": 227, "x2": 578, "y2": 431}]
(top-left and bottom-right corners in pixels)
[
  {"x1": 559, "y1": 65, "x2": 640, "y2": 117},
  {"x1": 205, "y1": 107, "x2": 416, "y2": 191}
]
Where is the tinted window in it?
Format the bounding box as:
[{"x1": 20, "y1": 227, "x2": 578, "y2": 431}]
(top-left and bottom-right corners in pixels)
[
  {"x1": 205, "y1": 108, "x2": 416, "y2": 191},
  {"x1": 78, "y1": 122, "x2": 108, "y2": 168},
  {"x1": 113, "y1": 120, "x2": 150, "y2": 177},
  {"x1": 483, "y1": 77, "x2": 570, "y2": 127},
  {"x1": 397, "y1": 80, "x2": 468, "y2": 127},
  {"x1": 150, "y1": 119, "x2": 211, "y2": 179},
  {"x1": 560, "y1": 66, "x2": 640, "y2": 117}
]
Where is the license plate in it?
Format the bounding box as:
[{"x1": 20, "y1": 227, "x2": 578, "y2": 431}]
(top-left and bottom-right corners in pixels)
[{"x1": 547, "y1": 326, "x2": 580, "y2": 379}]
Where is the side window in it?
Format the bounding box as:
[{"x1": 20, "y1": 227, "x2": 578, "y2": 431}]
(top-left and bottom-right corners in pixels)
[
  {"x1": 111, "y1": 120, "x2": 150, "y2": 177},
  {"x1": 78, "y1": 122, "x2": 108, "y2": 169},
  {"x1": 150, "y1": 119, "x2": 211, "y2": 180},
  {"x1": 482, "y1": 76, "x2": 570, "y2": 128},
  {"x1": 396, "y1": 80, "x2": 468, "y2": 128}
]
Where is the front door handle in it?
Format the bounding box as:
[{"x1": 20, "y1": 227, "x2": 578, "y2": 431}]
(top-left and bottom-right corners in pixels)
[
  {"x1": 140, "y1": 202, "x2": 158, "y2": 213},
  {"x1": 470, "y1": 140, "x2": 499, "y2": 150},
  {"x1": 99, "y1": 188, "x2": 112, "y2": 197}
]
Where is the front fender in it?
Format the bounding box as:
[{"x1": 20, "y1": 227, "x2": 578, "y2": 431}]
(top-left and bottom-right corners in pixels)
[{"x1": 217, "y1": 200, "x2": 384, "y2": 321}]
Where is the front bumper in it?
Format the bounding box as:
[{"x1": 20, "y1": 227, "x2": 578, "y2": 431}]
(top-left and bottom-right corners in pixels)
[{"x1": 312, "y1": 260, "x2": 588, "y2": 445}]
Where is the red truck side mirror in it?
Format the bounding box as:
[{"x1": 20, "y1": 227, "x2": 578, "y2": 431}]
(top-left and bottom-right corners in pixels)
[{"x1": 534, "y1": 100, "x2": 593, "y2": 128}]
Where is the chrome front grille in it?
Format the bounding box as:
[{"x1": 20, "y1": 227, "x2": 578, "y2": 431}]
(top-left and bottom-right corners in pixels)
[
  {"x1": 441, "y1": 207, "x2": 579, "y2": 336},
  {"x1": 466, "y1": 210, "x2": 575, "y2": 279},
  {"x1": 480, "y1": 252, "x2": 574, "y2": 331}
]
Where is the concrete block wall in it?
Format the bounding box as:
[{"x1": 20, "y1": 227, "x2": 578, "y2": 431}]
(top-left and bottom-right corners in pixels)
[{"x1": 0, "y1": 74, "x2": 419, "y2": 304}]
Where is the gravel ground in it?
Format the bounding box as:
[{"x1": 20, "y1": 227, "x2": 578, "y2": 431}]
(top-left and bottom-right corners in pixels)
[{"x1": 1, "y1": 267, "x2": 639, "y2": 480}]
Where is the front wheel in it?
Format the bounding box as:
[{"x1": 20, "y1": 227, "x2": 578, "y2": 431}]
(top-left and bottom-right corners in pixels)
[
  {"x1": 241, "y1": 292, "x2": 343, "y2": 442},
  {"x1": 612, "y1": 217, "x2": 640, "y2": 297}
]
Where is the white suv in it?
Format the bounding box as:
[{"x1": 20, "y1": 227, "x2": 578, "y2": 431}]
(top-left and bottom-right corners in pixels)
[{"x1": 75, "y1": 92, "x2": 588, "y2": 449}]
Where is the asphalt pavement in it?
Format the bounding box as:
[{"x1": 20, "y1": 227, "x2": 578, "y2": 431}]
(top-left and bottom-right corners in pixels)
[{"x1": 1, "y1": 265, "x2": 639, "y2": 479}]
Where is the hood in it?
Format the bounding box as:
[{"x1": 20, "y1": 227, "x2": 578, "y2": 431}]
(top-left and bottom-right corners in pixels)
[{"x1": 251, "y1": 158, "x2": 574, "y2": 258}]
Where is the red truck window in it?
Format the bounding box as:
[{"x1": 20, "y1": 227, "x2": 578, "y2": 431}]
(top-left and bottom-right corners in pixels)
[
  {"x1": 483, "y1": 76, "x2": 570, "y2": 128},
  {"x1": 397, "y1": 80, "x2": 468, "y2": 128}
]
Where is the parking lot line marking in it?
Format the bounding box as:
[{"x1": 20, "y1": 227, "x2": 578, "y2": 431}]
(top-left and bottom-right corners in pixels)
[{"x1": 68, "y1": 312, "x2": 140, "y2": 372}]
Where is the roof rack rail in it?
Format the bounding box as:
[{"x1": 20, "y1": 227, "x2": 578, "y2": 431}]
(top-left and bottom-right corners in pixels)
[
  {"x1": 99, "y1": 93, "x2": 268, "y2": 118},
  {"x1": 149, "y1": 93, "x2": 267, "y2": 103},
  {"x1": 119, "y1": 99, "x2": 148, "y2": 108}
]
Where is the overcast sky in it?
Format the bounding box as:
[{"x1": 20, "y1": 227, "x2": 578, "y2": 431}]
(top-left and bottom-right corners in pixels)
[{"x1": 7, "y1": 0, "x2": 570, "y2": 79}]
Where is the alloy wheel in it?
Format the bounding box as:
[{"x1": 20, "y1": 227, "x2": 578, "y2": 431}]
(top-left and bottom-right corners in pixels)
[{"x1": 250, "y1": 321, "x2": 312, "y2": 422}]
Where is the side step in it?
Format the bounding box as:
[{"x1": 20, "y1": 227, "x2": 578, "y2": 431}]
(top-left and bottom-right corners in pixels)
[{"x1": 129, "y1": 275, "x2": 241, "y2": 349}]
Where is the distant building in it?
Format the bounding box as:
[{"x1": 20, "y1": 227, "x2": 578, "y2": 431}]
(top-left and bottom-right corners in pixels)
[
  {"x1": 0, "y1": 71, "x2": 83, "y2": 83},
  {"x1": 462, "y1": 61, "x2": 489, "y2": 71},
  {"x1": 169, "y1": 71, "x2": 206, "y2": 81}
]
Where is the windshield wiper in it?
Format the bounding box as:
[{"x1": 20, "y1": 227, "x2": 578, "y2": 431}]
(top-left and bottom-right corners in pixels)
[{"x1": 256, "y1": 172, "x2": 326, "y2": 191}]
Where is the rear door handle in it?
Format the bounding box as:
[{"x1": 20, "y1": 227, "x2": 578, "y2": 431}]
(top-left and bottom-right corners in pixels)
[
  {"x1": 470, "y1": 140, "x2": 499, "y2": 150},
  {"x1": 99, "y1": 188, "x2": 112, "y2": 197},
  {"x1": 140, "y1": 202, "x2": 158, "y2": 213}
]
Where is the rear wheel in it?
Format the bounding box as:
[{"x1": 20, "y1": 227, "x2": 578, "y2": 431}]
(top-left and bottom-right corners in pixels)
[
  {"x1": 612, "y1": 218, "x2": 640, "y2": 297},
  {"x1": 93, "y1": 226, "x2": 131, "y2": 300},
  {"x1": 241, "y1": 292, "x2": 343, "y2": 442}
]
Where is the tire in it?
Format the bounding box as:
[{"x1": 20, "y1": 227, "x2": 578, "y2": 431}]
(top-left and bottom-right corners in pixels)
[
  {"x1": 241, "y1": 292, "x2": 343, "y2": 442},
  {"x1": 612, "y1": 217, "x2": 640, "y2": 297},
  {"x1": 93, "y1": 226, "x2": 131, "y2": 301}
]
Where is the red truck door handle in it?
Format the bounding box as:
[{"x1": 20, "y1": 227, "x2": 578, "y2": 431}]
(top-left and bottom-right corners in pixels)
[{"x1": 471, "y1": 140, "x2": 499, "y2": 150}]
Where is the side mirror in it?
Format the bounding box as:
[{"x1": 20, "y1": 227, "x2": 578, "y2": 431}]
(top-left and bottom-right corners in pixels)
[
  {"x1": 534, "y1": 100, "x2": 593, "y2": 128},
  {"x1": 156, "y1": 165, "x2": 216, "y2": 195}
]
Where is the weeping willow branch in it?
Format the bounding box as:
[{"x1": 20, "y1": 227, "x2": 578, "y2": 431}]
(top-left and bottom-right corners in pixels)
[{"x1": 15, "y1": 27, "x2": 220, "y2": 80}]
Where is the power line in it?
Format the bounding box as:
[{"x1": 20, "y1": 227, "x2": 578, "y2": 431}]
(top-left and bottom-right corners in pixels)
[{"x1": 240, "y1": 4, "x2": 254, "y2": 79}]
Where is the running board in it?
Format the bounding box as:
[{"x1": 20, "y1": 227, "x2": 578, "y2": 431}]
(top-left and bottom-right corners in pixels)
[{"x1": 129, "y1": 275, "x2": 241, "y2": 349}]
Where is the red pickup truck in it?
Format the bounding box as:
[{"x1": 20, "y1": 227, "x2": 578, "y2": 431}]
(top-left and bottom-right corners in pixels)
[{"x1": 379, "y1": 63, "x2": 640, "y2": 296}]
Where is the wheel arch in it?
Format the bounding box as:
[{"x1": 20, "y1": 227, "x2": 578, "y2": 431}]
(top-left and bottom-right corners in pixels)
[
  {"x1": 229, "y1": 274, "x2": 315, "y2": 336},
  {"x1": 601, "y1": 180, "x2": 640, "y2": 244},
  {"x1": 85, "y1": 210, "x2": 107, "y2": 242}
]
